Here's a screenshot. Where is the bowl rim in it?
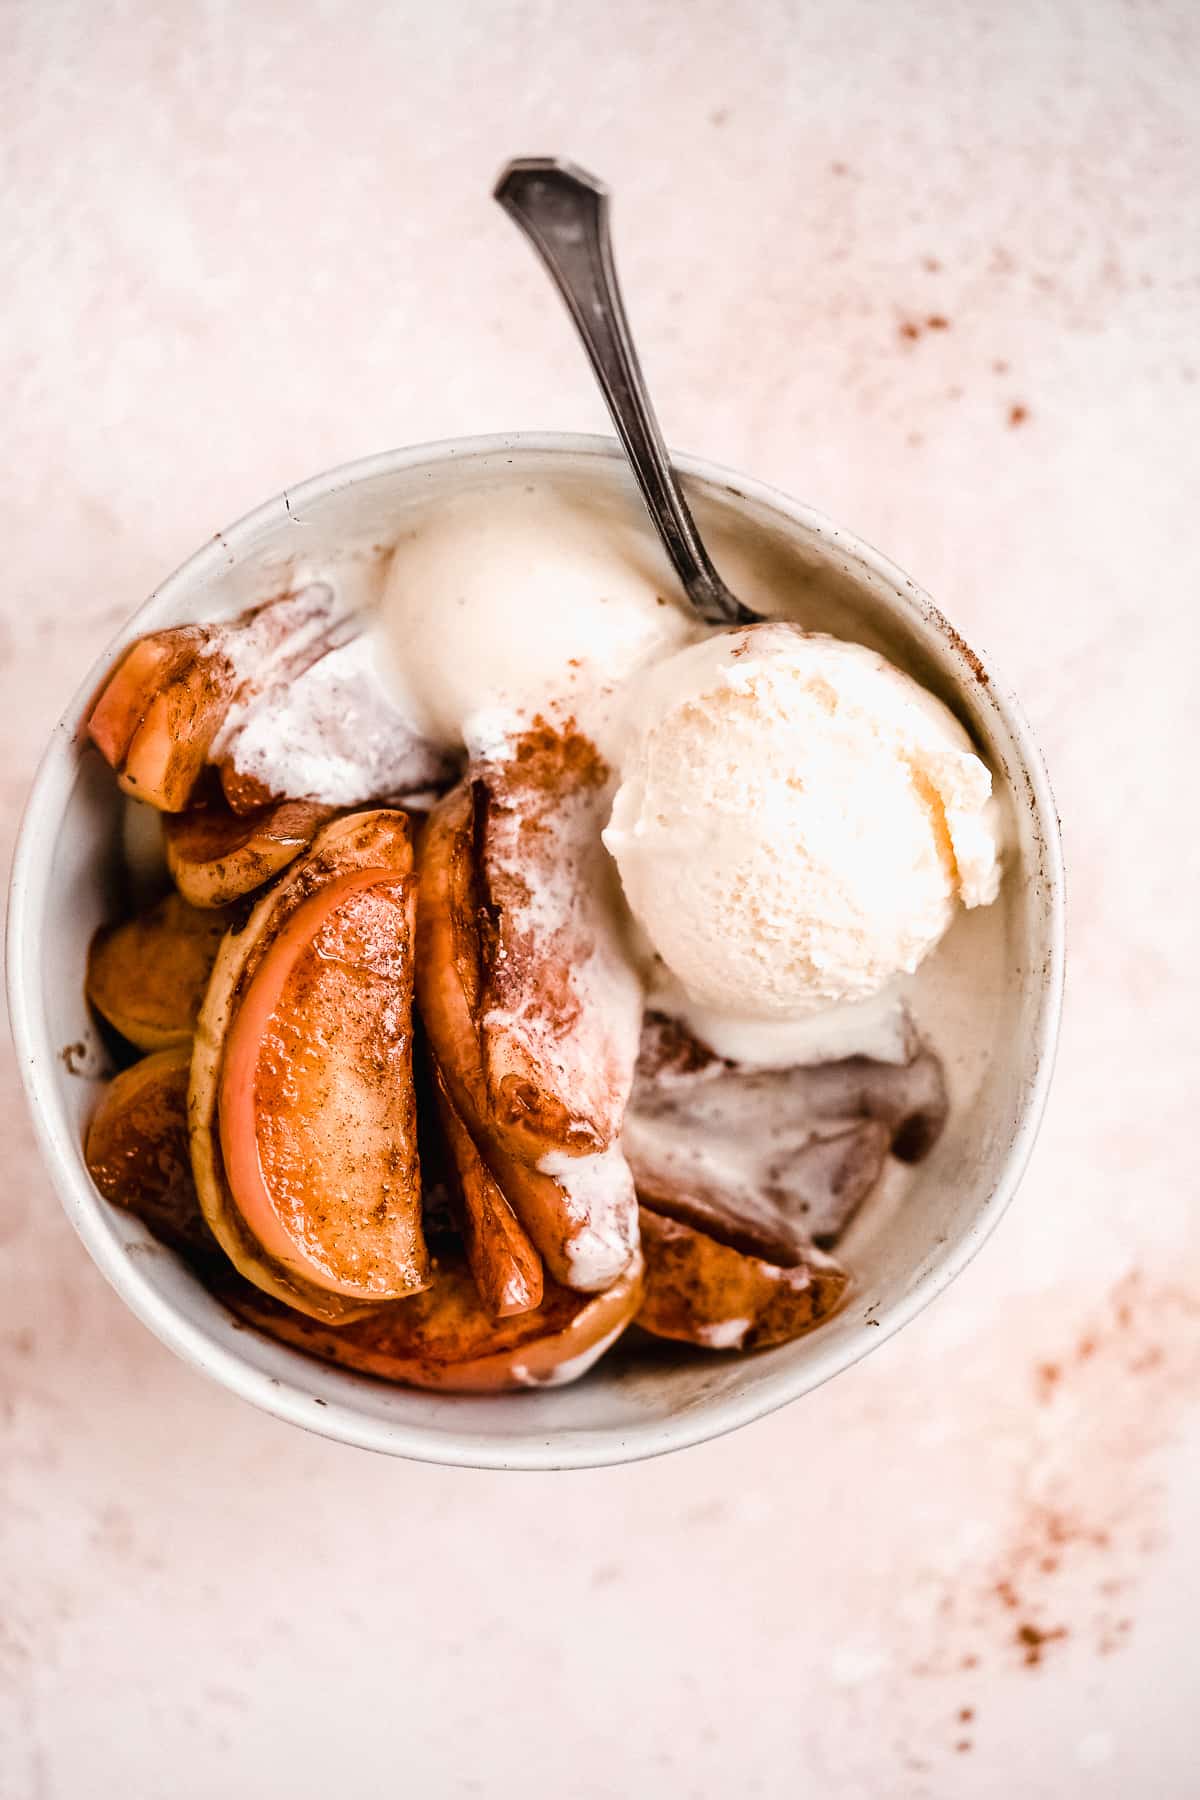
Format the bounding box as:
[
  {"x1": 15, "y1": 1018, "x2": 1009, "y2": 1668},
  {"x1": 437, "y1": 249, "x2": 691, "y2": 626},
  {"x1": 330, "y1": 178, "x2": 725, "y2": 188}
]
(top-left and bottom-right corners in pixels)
[{"x1": 5, "y1": 430, "x2": 1066, "y2": 1469}]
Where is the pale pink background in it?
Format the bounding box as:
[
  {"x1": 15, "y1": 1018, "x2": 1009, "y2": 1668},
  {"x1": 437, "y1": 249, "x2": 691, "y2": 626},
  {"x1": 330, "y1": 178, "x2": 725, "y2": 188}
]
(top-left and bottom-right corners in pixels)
[{"x1": 3, "y1": 3, "x2": 1198, "y2": 1795}]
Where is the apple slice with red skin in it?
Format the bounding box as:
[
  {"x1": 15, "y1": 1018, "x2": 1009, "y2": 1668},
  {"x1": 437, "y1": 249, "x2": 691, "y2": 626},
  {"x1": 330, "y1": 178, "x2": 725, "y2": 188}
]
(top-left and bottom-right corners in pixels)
[
  {"x1": 117, "y1": 651, "x2": 237, "y2": 811},
  {"x1": 415, "y1": 783, "x2": 638, "y2": 1294},
  {"x1": 432, "y1": 1064, "x2": 543, "y2": 1318},
  {"x1": 217, "y1": 865, "x2": 428, "y2": 1304},
  {"x1": 87, "y1": 588, "x2": 341, "y2": 814},
  {"x1": 87, "y1": 624, "x2": 237, "y2": 812},
  {"x1": 191, "y1": 810, "x2": 421, "y2": 1323},
  {"x1": 636, "y1": 1209, "x2": 849, "y2": 1351},
  {"x1": 88, "y1": 629, "x2": 207, "y2": 769},
  {"x1": 222, "y1": 1250, "x2": 643, "y2": 1392},
  {"x1": 165, "y1": 797, "x2": 334, "y2": 908}
]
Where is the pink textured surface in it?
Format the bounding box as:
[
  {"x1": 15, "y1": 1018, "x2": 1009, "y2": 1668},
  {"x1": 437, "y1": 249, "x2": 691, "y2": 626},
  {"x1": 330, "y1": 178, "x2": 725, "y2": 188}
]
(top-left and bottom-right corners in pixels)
[{"x1": 2, "y1": 3, "x2": 1197, "y2": 1794}]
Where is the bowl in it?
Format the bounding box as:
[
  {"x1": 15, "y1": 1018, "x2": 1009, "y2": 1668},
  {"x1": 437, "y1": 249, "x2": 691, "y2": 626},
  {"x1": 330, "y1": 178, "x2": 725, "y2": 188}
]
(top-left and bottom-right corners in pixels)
[{"x1": 5, "y1": 433, "x2": 1064, "y2": 1469}]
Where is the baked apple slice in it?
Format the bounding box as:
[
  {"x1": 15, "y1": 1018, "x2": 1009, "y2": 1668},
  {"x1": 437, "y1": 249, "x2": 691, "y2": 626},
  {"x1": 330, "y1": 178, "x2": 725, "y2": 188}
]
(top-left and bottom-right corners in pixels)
[
  {"x1": 222, "y1": 1250, "x2": 643, "y2": 1392},
  {"x1": 433, "y1": 1066, "x2": 543, "y2": 1318},
  {"x1": 115, "y1": 650, "x2": 237, "y2": 812},
  {"x1": 482, "y1": 1136, "x2": 638, "y2": 1298},
  {"x1": 87, "y1": 891, "x2": 236, "y2": 1050},
  {"x1": 637, "y1": 1208, "x2": 849, "y2": 1351},
  {"x1": 416, "y1": 779, "x2": 638, "y2": 1293},
  {"x1": 85, "y1": 1047, "x2": 217, "y2": 1261},
  {"x1": 87, "y1": 587, "x2": 345, "y2": 813},
  {"x1": 629, "y1": 1166, "x2": 813, "y2": 1268},
  {"x1": 414, "y1": 782, "x2": 487, "y2": 1111},
  {"x1": 87, "y1": 628, "x2": 208, "y2": 771},
  {"x1": 218, "y1": 867, "x2": 428, "y2": 1302},
  {"x1": 628, "y1": 1123, "x2": 891, "y2": 1263},
  {"x1": 191, "y1": 810, "x2": 426, "y2": 1322},
  {"x1": 165, "y1": 796, "x2": 334, "y2": 908},
  {"x1": 474, "y1": 725, "x2": 642, "y2": 1164},
  {"x1": 625, "y1": 1013, "x2": 948, "y2": 1252}
]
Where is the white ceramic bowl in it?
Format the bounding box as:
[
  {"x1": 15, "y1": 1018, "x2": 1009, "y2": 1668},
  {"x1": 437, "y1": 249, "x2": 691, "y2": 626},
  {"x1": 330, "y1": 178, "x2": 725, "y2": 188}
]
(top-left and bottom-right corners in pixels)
[{"x1": 6, "y1": 434, "x2": 1064, "y2": 1469}]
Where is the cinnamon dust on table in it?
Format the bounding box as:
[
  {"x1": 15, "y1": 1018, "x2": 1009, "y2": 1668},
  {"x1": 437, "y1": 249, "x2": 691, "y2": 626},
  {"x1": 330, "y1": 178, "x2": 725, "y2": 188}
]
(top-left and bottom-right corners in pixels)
[
  {"x1": 897, "y1": 314, "x2": 951, "y2": 342},
  {"x1": 1016, "y1": 1622, "x2": 1068, "y2": 1667},
  {"x1": 903, "y1": 1270, "x2": 1200, "y2": 1762},
  {"x1": 987, "y1": 1274, "x2": 1196, "y2": 1658}
]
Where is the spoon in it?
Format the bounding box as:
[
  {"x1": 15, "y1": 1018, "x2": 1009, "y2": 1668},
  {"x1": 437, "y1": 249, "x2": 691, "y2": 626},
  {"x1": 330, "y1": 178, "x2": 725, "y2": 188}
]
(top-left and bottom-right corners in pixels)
[{"x1": 494, "y1": 157, "x2": 759, "y2": 627}]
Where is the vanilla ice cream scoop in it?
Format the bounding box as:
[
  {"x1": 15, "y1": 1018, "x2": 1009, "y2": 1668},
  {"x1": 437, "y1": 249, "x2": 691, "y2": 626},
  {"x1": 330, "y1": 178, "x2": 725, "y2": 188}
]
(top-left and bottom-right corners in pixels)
[
  {"x1": 378, "y1": 482, "x2": 696, "y2": 758},
  {"x1": 603, "y1": 625, "x2": 1001, "y2": 1021}
]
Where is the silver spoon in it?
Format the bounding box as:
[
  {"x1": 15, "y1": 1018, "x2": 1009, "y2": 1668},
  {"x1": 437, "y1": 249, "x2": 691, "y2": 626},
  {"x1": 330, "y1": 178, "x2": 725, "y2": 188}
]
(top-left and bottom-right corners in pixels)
[{"x1": 494, "y1": 157, "x2": 759, "y2": 627}]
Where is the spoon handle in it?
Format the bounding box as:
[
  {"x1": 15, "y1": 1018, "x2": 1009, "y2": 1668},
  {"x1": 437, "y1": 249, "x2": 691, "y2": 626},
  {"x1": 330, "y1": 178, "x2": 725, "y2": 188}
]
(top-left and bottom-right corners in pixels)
[{"x1": 494, "y1": 157, "x2": 753, "y2": 627}]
